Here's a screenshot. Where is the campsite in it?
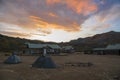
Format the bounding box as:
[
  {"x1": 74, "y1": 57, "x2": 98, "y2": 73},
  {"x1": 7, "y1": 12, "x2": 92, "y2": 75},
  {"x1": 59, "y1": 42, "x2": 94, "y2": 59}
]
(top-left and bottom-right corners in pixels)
[
  {"x1": 0, "y1": 32, "x2": 120, "y2": 80},
  {"x1": 0, "y1": 53, "x2": 120, "y2": 80},
  {"x1": 0, "y1": 0, "x2": 120, "y2": 80}
]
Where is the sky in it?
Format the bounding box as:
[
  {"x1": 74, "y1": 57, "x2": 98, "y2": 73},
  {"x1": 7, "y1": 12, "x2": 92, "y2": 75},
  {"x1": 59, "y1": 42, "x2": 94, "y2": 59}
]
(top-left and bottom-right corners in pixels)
[{"x1": 0, "y1": 0, "x2": 120, "y2": 42}]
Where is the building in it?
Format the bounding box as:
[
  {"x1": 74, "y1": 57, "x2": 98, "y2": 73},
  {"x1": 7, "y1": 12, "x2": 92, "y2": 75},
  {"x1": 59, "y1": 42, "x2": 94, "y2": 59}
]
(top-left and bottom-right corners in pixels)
[
  {"x1": 46, "y1": 44, "x2": 62, "y2": 54},
  {"x1": 23, "y1": 43, "x2": 61, "y2": 55},
  {"x1": 62, "y1": 46, "x2": 75, "y2": 53},
  {"x1": 91, "y1": 44, "x2": 120, "y2": 55},
  {"x1": 105, "y1": 44, "x2": 120, "y2": 55},
  {"x1": 92, "y1": 48, "x2": 106, "y2": 55}
]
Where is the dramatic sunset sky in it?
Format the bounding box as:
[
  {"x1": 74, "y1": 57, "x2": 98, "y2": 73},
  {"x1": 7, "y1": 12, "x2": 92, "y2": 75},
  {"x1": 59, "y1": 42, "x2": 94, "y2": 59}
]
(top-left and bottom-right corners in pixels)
[{"x1": 0, "y1": 0, "x2": 120, "y2": 42}]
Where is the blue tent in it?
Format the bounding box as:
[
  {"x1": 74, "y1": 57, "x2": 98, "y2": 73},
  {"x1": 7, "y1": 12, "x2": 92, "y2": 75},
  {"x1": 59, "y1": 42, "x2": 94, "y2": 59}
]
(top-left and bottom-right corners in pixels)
[
  {"x1": 32, "y1": 56, "x2": 57, "y2": 68},
  {"x1": 4, "y1": 54, "x2": 22, "y2": 64}
]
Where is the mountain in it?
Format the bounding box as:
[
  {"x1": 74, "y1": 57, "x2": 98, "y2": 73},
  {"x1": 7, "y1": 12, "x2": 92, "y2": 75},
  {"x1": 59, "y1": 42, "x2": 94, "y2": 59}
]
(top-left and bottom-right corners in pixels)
[
  {"x1": 68, "y1": 31, "x2": 120, "y2": 51},
  {"x1": 0, "y1": 31, "x2": 120, "y2": 52}
]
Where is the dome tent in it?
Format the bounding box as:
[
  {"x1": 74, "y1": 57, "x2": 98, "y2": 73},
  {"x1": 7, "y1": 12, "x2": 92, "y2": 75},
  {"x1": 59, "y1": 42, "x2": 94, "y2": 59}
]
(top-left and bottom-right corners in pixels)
[
  {"x1": 4, "y1": 54, "x2": 21, "y2": 64},
  {"x1": 32, "y1": 48, "x2": 57, "y2": 68},
  {"x1": 32, "y1": 56, "x2": 57, "y2": 68}
]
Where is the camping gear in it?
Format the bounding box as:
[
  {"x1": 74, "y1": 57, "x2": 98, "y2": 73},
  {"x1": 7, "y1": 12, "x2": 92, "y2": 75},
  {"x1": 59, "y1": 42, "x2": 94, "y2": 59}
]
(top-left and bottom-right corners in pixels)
[
  {"x1": 32, "y1": 56, "x2": 57, "y2": 68},
  {"x1": 4, "y1": 54, "x2": 21, "y2": 64},
  {"x1": 32, "y1": 48, "x2": 57, "y2": 68}
]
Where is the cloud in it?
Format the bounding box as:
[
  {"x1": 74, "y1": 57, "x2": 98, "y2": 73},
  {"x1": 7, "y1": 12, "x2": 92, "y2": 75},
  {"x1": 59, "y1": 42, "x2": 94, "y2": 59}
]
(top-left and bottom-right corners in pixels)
[
  {"x1": 37, "y1": 28, "x2": 51, "y2": 35},
  {"x1": 0, "y1": 30, "x2": 31, "y2": 38},
  {"x1": 29, "y1": 15, "x2": 80, "y2": 32},
  {"x1": 0, "y1": 0, "x2": 97, "y2": 35},
  {"x1": 95, "y1": 4, "x2": 120, "y2": 23},
  {"x1": 0, "y1": 22, "x2": 49, "y2": 38},
  {"x1": 93, "y1": 4, "x2": 120, "y2": 31},
  {"x1": 91, "y1": 24, "x2": 111, "y2": 31},
  {"x1": 48, "y1": 12, "x2": 58, "y2": 18},
  {"x1": 81, "y1": 3, "x2": 120, "y2": 34},
  {"x1": 47, "y1": 0, "x2": 60, "y2": 5},
  {"x1": 46, "y1": 0, "x2": 97, "y2": 15},
  {"x1": 0, "y1": 22, "x2": 31, "y2": 38},
  {"x1": 0, "y1": 0, "x2": 120, "y2": 42}
]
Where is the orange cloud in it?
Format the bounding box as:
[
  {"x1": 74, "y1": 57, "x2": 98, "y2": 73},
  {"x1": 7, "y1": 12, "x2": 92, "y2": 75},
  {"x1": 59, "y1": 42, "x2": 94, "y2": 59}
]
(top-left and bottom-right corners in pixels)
[
  {"x1": 30, "y1": 16, "x2": 42, "y2": 20},
  {"x1": 29, "y1": 15, "x2": 80, "y2": 32},
  {"x1": 48, "y1": 12, "x2": 58, "y2": 18},
  {"x1": 0, "y1": 30, "x2": 31, "y2": 38},
  {"x1": 46, "y1": 0, "x2": 97, "y2": 15},
  {"x1": 47, "y1": 0, "x2": 60, "y2": 5}
]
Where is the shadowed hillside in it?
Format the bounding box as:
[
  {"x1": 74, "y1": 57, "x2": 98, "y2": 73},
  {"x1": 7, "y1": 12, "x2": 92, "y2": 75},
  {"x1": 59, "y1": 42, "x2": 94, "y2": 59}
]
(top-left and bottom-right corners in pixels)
[
  {"x1": 0, "y1": 31, "x2": 120, "y2": 52},
  {"x1": 0, "y1": 34, "x2": 45, "y2": 52},
  {"x1": 67, "y1": 31, "x2": 120, "y2": 51}
]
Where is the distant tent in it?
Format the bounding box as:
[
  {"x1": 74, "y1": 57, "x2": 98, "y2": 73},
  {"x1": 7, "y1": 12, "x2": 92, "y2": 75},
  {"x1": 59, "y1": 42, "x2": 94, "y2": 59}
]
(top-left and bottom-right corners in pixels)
[
  {"x1": 32, "y1": 56, "x2": 57, "y2": 68},
  {"x1": 4, "y1": 54, "x2": 22, "y2": 64}
]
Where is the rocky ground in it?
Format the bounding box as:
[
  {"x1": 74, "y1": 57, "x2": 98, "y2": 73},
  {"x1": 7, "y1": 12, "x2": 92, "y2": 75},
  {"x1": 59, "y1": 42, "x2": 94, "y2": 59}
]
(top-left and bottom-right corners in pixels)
[{"x1": 0, "y1": 54, "x2": 120, "y2": 80}]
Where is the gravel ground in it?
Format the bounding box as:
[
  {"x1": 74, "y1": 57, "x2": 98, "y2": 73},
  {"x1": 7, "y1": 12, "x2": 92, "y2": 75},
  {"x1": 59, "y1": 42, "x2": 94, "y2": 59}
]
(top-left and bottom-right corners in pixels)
[{"x1": 0, "y1": 54, "x2": 120, "y2": 80}]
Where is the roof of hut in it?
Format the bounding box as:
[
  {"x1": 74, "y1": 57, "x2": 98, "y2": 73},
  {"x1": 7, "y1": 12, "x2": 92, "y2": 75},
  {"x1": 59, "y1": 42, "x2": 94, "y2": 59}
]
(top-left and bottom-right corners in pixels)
[
  {"x1": 26, "y1": 43, "x2": 61, "y2": 49},
  {"x1": 93, "y1": 44, "x2": 120, "y2": 51},
  {"x1": 63, "y1": 46, "x2": 74, "y2": 50},
  {"x1": 106, "y1": 44, "x2": 120, "y2": 50},
  {"x1": 46, "y1": 44, "x2": 61, "y2": 49},
  {"x1": 93, "y1": 48, "x2": 106, "y2": 50}
]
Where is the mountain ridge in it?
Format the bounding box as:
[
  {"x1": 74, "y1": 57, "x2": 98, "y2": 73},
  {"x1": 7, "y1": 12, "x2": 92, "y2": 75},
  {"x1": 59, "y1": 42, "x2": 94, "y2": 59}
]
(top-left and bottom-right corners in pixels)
[
  {"x1": 68, "y1": 31, "x2": 120, "y2": 51},
  {"x1": 0, "y1": 31, "x2": 120, "y2": 52}
]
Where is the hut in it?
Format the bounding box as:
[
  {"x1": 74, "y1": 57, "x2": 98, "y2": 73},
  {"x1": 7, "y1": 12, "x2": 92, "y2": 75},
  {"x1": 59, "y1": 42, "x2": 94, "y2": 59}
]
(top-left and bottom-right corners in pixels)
[
  {"x1": 92, "y1": 48, "x2": 106, "y2": 55},
  {"x1": 4, "y1": 54, "x2": 21, "y2": 64},
  {"x1": 46, "y1": 44, "x2": 61, "y2": 54},
  {"x1": 62, "y1": 46, "x2": 75, "y2": 53},
  {"x1": 23, "y1": 43, "x2": 61, "y2": 55},
  {"x1": 23, "y1": 43, "x2": 45, "y2": 55},
  {"x1": 105, "y1": 44, "x2": 120, "y2": 55},
  {"x1": 92, "y1": 44, "x2": 120, "y2": 55}
]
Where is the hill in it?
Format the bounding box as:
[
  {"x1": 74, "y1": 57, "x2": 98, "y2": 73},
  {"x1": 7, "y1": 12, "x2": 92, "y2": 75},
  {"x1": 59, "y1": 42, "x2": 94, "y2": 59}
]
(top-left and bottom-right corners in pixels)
[
  {"x1": 0, "y1": 34, "x2": 46, "y2": 52},
  {"x1": 0, "y1": 31, "x2": 120, "y2": 52},
  {"x1": 68, "y1": 31, "x2": 120, "y2": 51}
]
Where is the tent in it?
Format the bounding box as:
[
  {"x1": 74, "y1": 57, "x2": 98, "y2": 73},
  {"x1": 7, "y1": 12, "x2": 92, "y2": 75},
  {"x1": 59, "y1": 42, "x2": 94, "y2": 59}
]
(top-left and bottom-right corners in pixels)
[
  {"x1": 32, "y1": 55, "x2": 57, "y2": 68},
  {"x1": 4, "y1": 54, "x2": 22, "y2": 64}
]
